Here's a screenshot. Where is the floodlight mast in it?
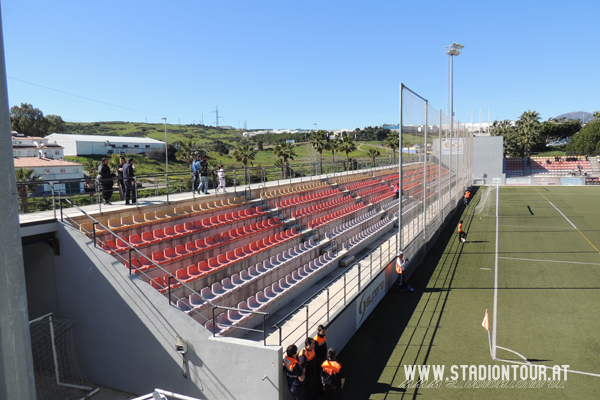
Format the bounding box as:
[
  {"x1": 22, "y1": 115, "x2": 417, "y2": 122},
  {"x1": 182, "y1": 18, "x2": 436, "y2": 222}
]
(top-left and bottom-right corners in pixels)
[{"x1": 445, "y1": 42, "x2": 464, "y2": 203}]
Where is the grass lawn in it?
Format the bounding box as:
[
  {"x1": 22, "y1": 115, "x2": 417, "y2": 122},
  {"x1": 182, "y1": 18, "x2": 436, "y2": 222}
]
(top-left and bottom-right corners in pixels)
[{"x1": 340, "y1": 185, "x2": 600, "y2": 399}]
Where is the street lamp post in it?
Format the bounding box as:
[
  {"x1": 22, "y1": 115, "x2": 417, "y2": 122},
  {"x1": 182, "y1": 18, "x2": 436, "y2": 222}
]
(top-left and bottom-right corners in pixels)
[
  {"x1": 161, "y1": 117, "x2": 169, "y2": 201},
  {"x1": 445, "y1": 42, "x2": 464, "y2": 202}
]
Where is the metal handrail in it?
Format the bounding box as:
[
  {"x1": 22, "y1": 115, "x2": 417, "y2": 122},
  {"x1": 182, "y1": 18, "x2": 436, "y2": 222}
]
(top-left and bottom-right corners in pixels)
[{"x1": 59, "y1": 198, "x2": 271, "y2": 343}]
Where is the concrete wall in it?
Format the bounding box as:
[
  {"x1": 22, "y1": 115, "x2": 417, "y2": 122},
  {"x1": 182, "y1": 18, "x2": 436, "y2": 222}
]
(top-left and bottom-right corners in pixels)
[
  {"x1": 54, "y1": 222, "x2": 282, "y2": 400},
  {"x1": 22, "y1": 242, "x2": 58, "y2": 320},
  {"x1": 472, "y1": 136, "x2": 504, "y2": 184}
]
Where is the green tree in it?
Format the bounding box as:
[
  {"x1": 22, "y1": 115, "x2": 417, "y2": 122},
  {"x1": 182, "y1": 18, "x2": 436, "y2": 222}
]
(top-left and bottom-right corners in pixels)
[
  {"x1": 566, "y1": 120, "x2": 600, "y2": 155},
  {"x1": 384, "y1": 130, "x2": 400, "y2": 160},
  {"x1": 309, "y1": 130, "x2": 328, "y2": 174},
  {"x1": 366, "y1": 148, "x2": 381, "y2": 166},
  {"x1": 325, "y1": 136, "x2": 340, "y2": 164},
  {"x1": 10, "y1": 103, "x2": 50, "y2": 136},
  {"x1": 491, "y1": 120, "x2": 519, "y2": 156},
  {"x1": 338, "y1": 135, "x2": 357, "y2": 162},
  {"x1": 46, "y1": 114, "x2": 65, "y2": 133},
  {"x1": 232, "y1": 143, "x2": 257, "y2": 184},
  {"x1": 593, "y1": 111, "x2": 600, "y2": 121},
  {"x1": 272, "y1": 142, "x2": 297, "y2": 179},
  {"x1": 516, "y1": 110, "x2": 542, "y2": 157},
  {"x1": 84, "y1": 159, "x2": 99, "y2": 176},
  {"x1": 175, "y1": 139, "x2": 201, "y2": 168},
  {"x1": 15, "y1": 168, "x2": 41, "y2": 213}
]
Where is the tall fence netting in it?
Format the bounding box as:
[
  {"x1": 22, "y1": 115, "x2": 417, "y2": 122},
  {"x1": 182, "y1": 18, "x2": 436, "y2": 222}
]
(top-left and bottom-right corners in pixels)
[{"x1": 400, "y1": 85, "x2": 473, "y2": 269}]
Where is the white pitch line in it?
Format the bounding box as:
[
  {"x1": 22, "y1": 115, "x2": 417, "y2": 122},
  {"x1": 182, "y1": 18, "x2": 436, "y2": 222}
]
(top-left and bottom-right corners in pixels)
[
  {"x1": 548, "y1": 201, "x2": 578, "y2": 229},
  {"x1": 480, "y1": 268, "x2": 491, "y2": 270},
  {"x1": 498, "y1": 224, "x2": 576, "y2": 230},
  {"x1": 499, "y1": 257, "x2": 600, "y2": 266},
  {"x1": 492, "y1": 182, "x2": 499, "y2": 359}
]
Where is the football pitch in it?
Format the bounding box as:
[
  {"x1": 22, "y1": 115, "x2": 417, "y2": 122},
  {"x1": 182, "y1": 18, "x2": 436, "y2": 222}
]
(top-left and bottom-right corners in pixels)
[{"x1": 340, "y1": 185, "x2": 600, "y2": 399}]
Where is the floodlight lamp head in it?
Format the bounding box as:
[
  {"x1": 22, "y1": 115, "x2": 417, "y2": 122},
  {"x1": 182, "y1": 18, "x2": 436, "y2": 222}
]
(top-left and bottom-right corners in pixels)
[
  {"x1": 452, "y1": 42, "x2": 465, "y2": 50},
  {"x1": 445, "y1": 46, "x2": 460, "y2": 56}
]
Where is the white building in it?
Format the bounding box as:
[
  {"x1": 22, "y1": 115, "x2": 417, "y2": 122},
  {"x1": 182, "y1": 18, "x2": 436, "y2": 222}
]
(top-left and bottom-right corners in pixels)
[
  {"x1": 14, "y1": 157, "x2": 85, "y2": 195},
  {"x1": 45, "y1": 133, "x2": 164, "y2": 156},
  {"x1": 12, "y1": 133, "x2": 65, "y2": 159}
]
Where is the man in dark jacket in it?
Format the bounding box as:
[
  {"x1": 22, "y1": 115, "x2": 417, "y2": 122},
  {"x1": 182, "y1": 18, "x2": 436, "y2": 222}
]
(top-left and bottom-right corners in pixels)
[
  {"x1": 191, "y1": 155, "x2": 201, "y2": 193},
  {"x1": 123, "y1": 158, "x2": 136, "y2": 205},
  {"x1": 97, "y1": 158, "x2": 113, "y2": 205},
  {"x1": 117, "y1": 156, "x2": 126, "y2": 200},
  {"x1": 198, "y1": 155, "x2": 209, "y2": 194}
]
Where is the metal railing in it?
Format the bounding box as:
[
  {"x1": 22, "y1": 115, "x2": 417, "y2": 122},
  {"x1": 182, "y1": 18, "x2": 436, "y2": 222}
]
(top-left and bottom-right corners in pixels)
[
  {"x1": 16, "y1": 158, "x2": 401, "y2": 215},
  {"x1": 59, "y1": 198, "x2": 271, "y2": 344}
]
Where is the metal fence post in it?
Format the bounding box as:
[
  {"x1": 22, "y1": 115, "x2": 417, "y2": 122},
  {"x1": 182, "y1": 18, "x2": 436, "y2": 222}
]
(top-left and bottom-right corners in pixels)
[
  {"x1": 327, "y1": 288, "x2": 330, "y2": 322},
  {"x1": 358, "y1": 264, "x2": 361, "y2": 292},
  {"x1": 306, "y1": 306, "x2": 309, "y2": 338}
]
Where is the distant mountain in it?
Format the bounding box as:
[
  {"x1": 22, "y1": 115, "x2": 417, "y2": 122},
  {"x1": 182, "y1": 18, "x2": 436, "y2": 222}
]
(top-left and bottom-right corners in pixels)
[{"x1": 553, "y1": 111, "x2": 593, "y2": 123}]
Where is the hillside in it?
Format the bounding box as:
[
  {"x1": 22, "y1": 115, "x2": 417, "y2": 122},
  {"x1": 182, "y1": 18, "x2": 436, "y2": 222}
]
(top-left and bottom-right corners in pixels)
[{"x1": 554, "y1": 111, "x2": 593, "y2": 123}]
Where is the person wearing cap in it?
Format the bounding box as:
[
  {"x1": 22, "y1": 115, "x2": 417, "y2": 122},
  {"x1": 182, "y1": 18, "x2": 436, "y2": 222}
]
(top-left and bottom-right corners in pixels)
[
  {"x1": 396, "y1": 251, "x2": 414, "y2": 292},
  {"x1": 283, "y1": 344, "x2": 305, "y2": 400}
]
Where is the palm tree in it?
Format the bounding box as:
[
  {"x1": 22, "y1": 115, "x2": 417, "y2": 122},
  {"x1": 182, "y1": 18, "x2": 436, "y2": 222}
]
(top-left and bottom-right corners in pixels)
[
  {"x1": 326, "y1": 136, "x2": 340, "y2": 165},
  {"x1": 175, "y1": 139, "x2": 201, "y2": 167},
  {"x1": 593, "y1": 111, "x2": 600, "y2": 121},
  {"x1": 272, "y1": 142, "x2": 297, "y2": 179},
  {"x1": 309, "y1": 130, "x2": 328, "y2": 174},
  {"x1": 516, "y1": 111, "x2": 541, "y2": 157},
  {"x1": 232, "y1": 143, "x2": 257, "y2": 184},
  {"x1": 366, "y1": 148, "x2": 381, "y2": 167},
  {"x1": 15, "y1": 168, "x2": 41, "y2": 213},
  {"x1": 384, "y1": 131, "x2": 400, "y2": 161},
  {"x1": 338, "y1": 135, "x2": 357, "y2": 163}
]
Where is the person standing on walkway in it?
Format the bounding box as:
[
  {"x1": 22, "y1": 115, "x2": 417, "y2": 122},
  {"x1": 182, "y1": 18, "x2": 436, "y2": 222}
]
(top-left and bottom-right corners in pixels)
[
  {"x1": 314, "y1": 325, "x2": 328, "y2": 397},
  {"x1": 217, "y1": 164, "x2": 227, "y2": 192},
  {"x1": 464, "y1": 190, "x2": 471, "y2": 206},
  {"x1": 117, "y1": 156, "x2": 126, "y2": 200},
  {"x1": 192, "y1": 155, "x2": 201, "y2": 193},
  {"x1": 321, "y1": 348, "x2": 345, "y2": 400},
  {"x1": 123, "y1": 158, "x2": 136, "y2": 205},
  {"x1": 97, "y1": 157, "x2": 114, "y2": 205},
  {"x1": 198, "y1": 155, "x2": 209, "y2": 194},
  {"x1": 283, "y1": 344, "x2": 305, "y2": 400},
  {"x1": 299, "y1": 337, "x2": 317, "y2": 400},
  {"x1": 396, "y1": 251, "x2": 414, "y2": 292},
  {"x1": 458, "y1": 220, "x2": 466, "y2": 242}
]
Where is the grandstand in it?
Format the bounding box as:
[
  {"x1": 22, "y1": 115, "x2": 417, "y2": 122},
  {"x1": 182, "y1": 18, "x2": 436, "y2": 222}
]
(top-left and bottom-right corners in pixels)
[{"x1": 14, "y1": 84, "x2": 478, "y2": 400}]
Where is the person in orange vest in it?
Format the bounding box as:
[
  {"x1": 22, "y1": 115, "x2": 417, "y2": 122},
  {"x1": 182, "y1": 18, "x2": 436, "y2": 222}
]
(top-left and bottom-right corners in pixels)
[
  {"x1": 458, "y1": 220, "x2": 466, "y2": 243},
  {"x1": 299, "y1": 337, "x2": 317, "y2": 400},
  {"x1": 396, "y1": 251, "x2": 414, "y2": 292},
  {"x1": 393, "y1": 182, "x2": 400, "y2": 199},
  {"x1": 321, "y1": 348, "x2": 345, "y2": 400},
  {"x1": 283, "y1": 344, "x2": 305, "y2": 400},
  {"x1": 314, "y1": 325, "x2": 328, "y2": 396},
  {"x1": 464, "y1": 190, "x2": 471, "y2": 206}
]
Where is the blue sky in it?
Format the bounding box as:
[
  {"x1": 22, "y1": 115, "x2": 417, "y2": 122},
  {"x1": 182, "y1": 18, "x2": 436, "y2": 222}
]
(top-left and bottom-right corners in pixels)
[{"x1": 3, "y1": 0, "x2": 599, "y2": 130}]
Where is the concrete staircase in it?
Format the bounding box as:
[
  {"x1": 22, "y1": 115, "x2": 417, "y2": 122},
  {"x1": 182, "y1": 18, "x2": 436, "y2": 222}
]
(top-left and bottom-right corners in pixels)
[
  {"x1": 522, "y1": 158, "x2": 532, "y2": 176},
  {"x1": 589, "y1": 157, "x2": 600, "y2": 177}
]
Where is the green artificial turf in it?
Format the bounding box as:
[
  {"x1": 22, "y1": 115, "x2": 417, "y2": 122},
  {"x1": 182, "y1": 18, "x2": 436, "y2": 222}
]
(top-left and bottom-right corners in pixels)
[{"x1": 340, "y1": 185, "x2": 600, "y2": 399}]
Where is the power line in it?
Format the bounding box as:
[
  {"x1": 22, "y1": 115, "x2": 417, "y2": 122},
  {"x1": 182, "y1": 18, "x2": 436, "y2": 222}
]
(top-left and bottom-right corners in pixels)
[{"x1": 8, "y1": 76, "x2": 176, "y2": 118}]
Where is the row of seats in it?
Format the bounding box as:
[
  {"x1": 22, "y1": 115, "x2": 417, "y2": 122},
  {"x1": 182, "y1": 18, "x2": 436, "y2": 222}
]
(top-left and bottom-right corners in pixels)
[
  {"x1": 345, "y1": 179, "x2": 379, "y2": 191},
  {"x1": 345, "y1": 216, "x2": 392, "y2": 250},
  {"x1": 370, "y1": 191, "x2": 396, "y2": 205},
  {"x1": 129, "y1": 224, "x2": 295, "y2": 274},
  {"x1": 356, "y1": 184, "x2": 388, "y2": 198},
  {"x1": 104, "y1": 214, "x2": 276, "y2": 255},
  {"x1": 278, "y1": 189, "x2": 341, "y2": 209},
  {"x1": 200, "y1": 250, "x2": 338, "y2": 336},
  {"x1": 326, "y1": 209, "x2": 378, "y2": 239},
  {"x1": 310, "y1": 203, "x2": 366, "y2": 229},
  {"x1": 294, "y1": 196, "x2": 353, "y2": 219},
  {"x1": 177, "y1": 239, "x2": 320, "y2": 313},
  {"x1": 332, "y1": 173, "x2": 371, "y2": 185},
  {"x1": 264, "y1": 182, "x2": 329, "y2": 200},
  {"x1": 79, "y1": 197, "x2": 249, "y2": 236},
  {"x1": 146, "y1": 228, "x2": 302, "y2": 289}
]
